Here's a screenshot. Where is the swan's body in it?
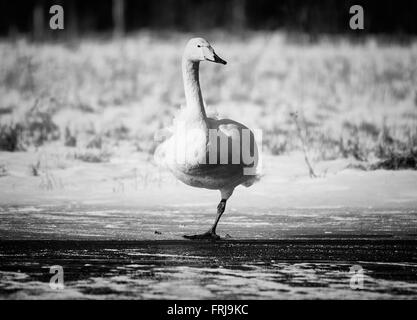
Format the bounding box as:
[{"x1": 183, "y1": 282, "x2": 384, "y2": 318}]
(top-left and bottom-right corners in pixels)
[
  {"x1": 156, "y1": 115, "x2": 259, "y2": 192},
  {"x1": 155, "y1": 38, "x2": 259, "y2": 239}
]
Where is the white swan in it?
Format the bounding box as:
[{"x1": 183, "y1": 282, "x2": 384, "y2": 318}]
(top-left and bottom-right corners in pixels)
[{"x1": 155, "y1": 37, "x2": 259, "y2": 240}]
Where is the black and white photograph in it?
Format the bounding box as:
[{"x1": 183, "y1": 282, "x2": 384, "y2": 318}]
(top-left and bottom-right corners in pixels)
[{"x1": 0, "y1": 0, "x2": 416, "y2": 308}]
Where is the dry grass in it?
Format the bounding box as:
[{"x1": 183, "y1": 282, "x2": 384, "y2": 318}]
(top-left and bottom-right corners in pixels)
[
  {"x1": 0, "y1": 32, "x2": 416, "y2": 169},
  {"x1": 72, "y1": 149, "x2": 111, "y2": 163}
]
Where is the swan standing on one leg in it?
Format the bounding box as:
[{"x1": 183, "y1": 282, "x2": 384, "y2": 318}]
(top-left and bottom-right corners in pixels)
[{"x1": 155, "y1": 38, "x2": 260, "y2": 240}]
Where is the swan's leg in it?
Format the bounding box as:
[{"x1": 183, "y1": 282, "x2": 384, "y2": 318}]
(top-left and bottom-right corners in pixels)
[
  {"x1": 183, "y1": 199, "x2": 226, "y2": 240},
  {"x1": 211, "y1": 199, "x2": 226, "y2": 234},
  {"x1": 184, "y1": 188, "x2": 233, "y2": 240}
]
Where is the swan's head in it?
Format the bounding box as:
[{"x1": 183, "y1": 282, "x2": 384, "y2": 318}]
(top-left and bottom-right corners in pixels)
[{"x1": 183, "y1": 38, "x2": 227, "y2": 65}]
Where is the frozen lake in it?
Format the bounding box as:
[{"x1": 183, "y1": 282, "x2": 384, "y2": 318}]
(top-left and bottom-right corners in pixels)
[{"x1": 0, "y1": 205, "x2": 416, "y2": 299}]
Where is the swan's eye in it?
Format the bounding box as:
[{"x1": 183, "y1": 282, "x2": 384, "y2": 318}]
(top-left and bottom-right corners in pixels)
[{"x1": 197, "y1": 45, "x2": 201, "y2": 48}]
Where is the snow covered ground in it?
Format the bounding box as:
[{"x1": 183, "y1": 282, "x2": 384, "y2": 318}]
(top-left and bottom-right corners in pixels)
[{"x1": 1, "y1": 146, "x2": 417, "y2": 208}]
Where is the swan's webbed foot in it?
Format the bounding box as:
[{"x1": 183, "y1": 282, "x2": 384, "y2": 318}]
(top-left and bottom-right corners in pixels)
[
  {"x1": 183, "y1": 199, "x2": 227, "y2": 241},
  {"x1": 183, "y1": 231, "x2": 220, "y2": 240}
]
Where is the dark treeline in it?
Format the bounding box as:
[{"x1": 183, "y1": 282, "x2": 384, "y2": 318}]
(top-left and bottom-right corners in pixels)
[{"x1": 0, "y1": 0, "x2": 416, "y2": 37}]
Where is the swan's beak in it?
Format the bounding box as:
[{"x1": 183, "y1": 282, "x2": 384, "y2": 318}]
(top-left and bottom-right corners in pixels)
[
  {"x1": 212, "y1": 52, "x2": 227, "y2": 65},
  {"x1": 203, "y1": 47, "x2": 227, "y2": 65}
]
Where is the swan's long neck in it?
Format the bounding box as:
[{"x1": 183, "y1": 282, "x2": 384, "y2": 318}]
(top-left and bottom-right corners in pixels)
[{"x1": 182, "y1": 58, "x2": 207, "y2": 121}]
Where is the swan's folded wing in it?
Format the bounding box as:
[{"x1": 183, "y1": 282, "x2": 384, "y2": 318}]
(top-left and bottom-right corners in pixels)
[{"x1": 208, "y1": 118, "x2": 258, "y2": 167}]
